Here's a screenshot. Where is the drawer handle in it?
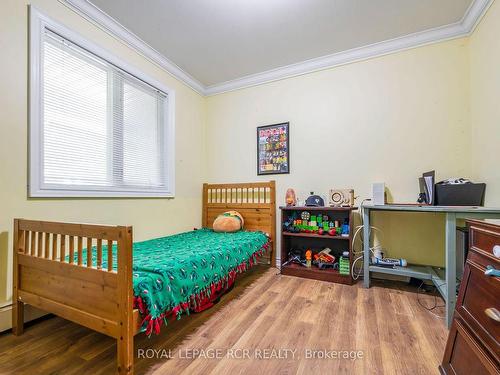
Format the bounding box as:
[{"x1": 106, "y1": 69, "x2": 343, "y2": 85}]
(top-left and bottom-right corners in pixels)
[
  {"x1": 485, "y1": 308, "x2": 500, "y2": 322},
  {"x1": 494, "y1": 245, "x2": 500, "y2": 259},
  {"x1": 485, "y1": 265, "x2": 500, "y2": 277}
]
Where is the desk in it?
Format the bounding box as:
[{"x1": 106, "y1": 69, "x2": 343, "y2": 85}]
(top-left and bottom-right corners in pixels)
[{"x1": 362, "y1": 204, "x2": 500, "y2": 327}]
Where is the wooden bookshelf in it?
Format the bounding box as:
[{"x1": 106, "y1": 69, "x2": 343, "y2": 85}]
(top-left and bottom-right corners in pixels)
[{"x1": 279, "y1": 206, "x2": 355, "y2": 285}]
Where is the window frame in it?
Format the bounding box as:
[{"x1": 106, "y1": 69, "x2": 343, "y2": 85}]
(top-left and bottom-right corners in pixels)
[{"x1": 29, "y1": 6, "x2": 175, "y2": 198}]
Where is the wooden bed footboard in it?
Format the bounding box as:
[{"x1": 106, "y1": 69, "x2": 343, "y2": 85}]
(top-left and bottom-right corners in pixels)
[{"x1": 12, "y1": 219, "x2": 135, "y2": 374}]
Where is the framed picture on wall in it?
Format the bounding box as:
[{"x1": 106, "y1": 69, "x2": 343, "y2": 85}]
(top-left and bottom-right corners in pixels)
[{"x1": 257, "y1": 122, "x2": 290, "y2": 175}]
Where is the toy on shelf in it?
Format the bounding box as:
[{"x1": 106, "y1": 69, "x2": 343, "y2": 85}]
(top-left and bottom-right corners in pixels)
[
  {"x1": 282, "y1": 212, "x2": 299, "y2": 233},
  {"x1": 339, "y1": 256, "x2": 350, "y2": 275},
  {"x1": 282, "y1": 219, "x2": 292, "y2": 232},
  {"x1": 341, "y1": 218, "x2": 350, "y2": 237},
  {"x1": 328, "y1": 188, "x2": 355, "y2": 207},
  {"x1": 283, "y1": 209, "x2": 352, "y2": 240},
  {"x1": 281, "y1": 249, "x2": 305, "y2": 267},
  {"x1": 305, "y1": 250, "x2": 312, "y2": 268},
  {"x1": 305, "y1": 192, "x2": 325, "y2": 207},
  {"x1": 313, "y1": 248, "x2": 335, "y2": 267},
  {"x1": 285, "y1": 188, "x2": 297, "y2": 206},
  {"x1": 317, "y1": 262, "x2": 336, "y2": 269}
]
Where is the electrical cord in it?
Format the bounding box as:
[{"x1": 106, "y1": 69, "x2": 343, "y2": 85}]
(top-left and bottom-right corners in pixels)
[
  {"x1": 351, "y1": 205, "x2": 383, "y2": 280},
  {"x1": 359, "y1": 198, "x2": 372, "y2": 228},
  {"x1": 416, "y1": 280, "x2": 445, "y2": 319},
  {"x1": 351, "y1": 242, "x2": 381, "y2": 280}
]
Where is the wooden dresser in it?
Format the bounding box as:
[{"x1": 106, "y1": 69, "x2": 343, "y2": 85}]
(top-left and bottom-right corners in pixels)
[{"x1": 440, "y1": 219, "x2": 500, "y2": 374}]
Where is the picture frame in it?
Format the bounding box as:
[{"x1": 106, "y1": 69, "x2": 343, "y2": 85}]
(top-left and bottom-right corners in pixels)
[{"x1": 257, "y1": 122, "x2": 290, "y2": 175}]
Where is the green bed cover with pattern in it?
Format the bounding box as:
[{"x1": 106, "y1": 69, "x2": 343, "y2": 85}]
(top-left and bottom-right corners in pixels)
[{"x1": 77, "y1": 228, "x2": 269, "y2": 335}]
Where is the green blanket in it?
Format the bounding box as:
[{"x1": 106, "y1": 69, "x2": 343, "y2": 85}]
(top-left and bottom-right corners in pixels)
[{"x1": 79, "y1": 228, "x2": 269, "y2": 335}]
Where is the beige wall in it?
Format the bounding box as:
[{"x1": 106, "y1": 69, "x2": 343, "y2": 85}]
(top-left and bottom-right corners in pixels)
[
  {"x1": 0, "y1": 0, "x2": 206, "y2": 309},
  {"x1": 206, "y1": 38, "x2": 472, "y2": 266},
  {"x1": 470, "y1": 0, "x2": 500, "y2": 206}
]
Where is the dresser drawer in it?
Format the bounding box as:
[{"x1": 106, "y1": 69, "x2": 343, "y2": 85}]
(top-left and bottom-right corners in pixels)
[
  {"x1": 441, "y1": 317, "x2": 499, "y2": 375},
  {"x1": 469, "y1": 224, "x2": 500, "y2": 261},
  {"x1": 457, "y1": 258, "x2": 500, "y2": 361}
]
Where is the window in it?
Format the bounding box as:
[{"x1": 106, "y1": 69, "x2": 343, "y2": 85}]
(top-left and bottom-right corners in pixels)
[{"x1": 30, "y1": 9, "x2": 175, "y2": 197}]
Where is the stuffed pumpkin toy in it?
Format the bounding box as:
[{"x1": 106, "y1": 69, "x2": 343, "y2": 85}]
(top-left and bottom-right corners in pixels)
[{"x1": 213, "y1": 211, "x2": 244, "y2": 232}]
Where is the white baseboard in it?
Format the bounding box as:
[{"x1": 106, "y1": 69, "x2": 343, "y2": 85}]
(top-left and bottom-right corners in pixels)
[{"x1": 0, "y1": 304, "x2": 48, "y2": 333}]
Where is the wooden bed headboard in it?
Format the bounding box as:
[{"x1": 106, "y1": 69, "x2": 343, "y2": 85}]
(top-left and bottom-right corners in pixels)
[{"x1": 202, "y1": 181, "x2": 276, "y2": 267}]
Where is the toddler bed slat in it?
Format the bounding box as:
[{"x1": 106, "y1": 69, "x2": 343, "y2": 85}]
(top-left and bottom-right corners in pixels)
[
  {"x1": 87, "y1": 238, "x2": 92, "y2": 267},
  {"x1": 77, "y1": 237, "x2": 83, "y2": 265},
  {"x1": 69, "y1": 236, "x2": 74, "y2": 264},
  {"x1": 97, "y1": 239, "x2": 103, "y2": 269}
]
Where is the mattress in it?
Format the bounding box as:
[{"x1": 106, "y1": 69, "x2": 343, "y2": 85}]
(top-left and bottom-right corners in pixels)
[{"x1": 79, "y1": 228, "x2": 270, "y2": 335}]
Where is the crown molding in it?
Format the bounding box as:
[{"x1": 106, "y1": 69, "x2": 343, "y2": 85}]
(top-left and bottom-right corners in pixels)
[
  {"x1": 462, "y1": 0, "x2": 494, "y2": 33},
  {"x1": 206, "y1": 0, "x2": 493, "y2": 95},
  {"x1": 205, "y1": 23, "x2": 465, "y2": 96},
  {"x1": 59, "y1": 0, "x2": 206, "y2": 95},
  {"x1": 60, "y1": 0, "x2": 492, "y2": 97}
]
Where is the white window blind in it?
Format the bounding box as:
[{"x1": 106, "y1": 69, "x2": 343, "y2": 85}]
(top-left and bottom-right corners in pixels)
[{"x1": 29, "y1": 19, "x2": 174, "y2": 197}]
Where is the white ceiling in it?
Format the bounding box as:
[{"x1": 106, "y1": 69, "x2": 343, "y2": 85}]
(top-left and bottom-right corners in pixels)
[{"x1": 81, "y1": 0, "x2": 486, "y2": 93}]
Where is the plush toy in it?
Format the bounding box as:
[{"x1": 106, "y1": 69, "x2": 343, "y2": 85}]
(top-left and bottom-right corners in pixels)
[
  {"x1": 305, "y1": 249, "x2": 312, "y2": 268},
  {"x1": 213, "y1": 211, "x2": 244, "y2": 232},
  {"x1": 285, "y1": 188, "x2": 297, "y2": 206}
]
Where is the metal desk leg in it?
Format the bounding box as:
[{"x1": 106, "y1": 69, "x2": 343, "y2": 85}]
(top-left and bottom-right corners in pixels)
[
  {"x1": 363, "y1": 208, "x2": 370, "y2": 288},
  {"x1": 445, "y1": 213, "x2": 456, "y2": 328}
]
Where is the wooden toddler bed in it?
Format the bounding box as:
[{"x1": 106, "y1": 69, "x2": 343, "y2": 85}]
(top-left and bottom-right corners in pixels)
[{"x1": 12, "y1": 181, "x2": 276, "y2": 374}]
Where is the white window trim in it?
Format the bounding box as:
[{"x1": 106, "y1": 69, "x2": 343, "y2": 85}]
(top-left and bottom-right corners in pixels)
[{"x1": 29, "y1": 6, "x2": 175, "y2": 198}]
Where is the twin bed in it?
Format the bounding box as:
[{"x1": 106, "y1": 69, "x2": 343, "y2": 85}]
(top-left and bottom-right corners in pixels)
[{"x1": 12, "y1": 181, "x2": 276, "y2": 374}]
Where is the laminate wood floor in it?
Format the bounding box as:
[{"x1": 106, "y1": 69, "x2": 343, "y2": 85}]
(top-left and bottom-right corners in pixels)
[{"x1": 0, "y1": 266, "x2": 448, "y2": 374}]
